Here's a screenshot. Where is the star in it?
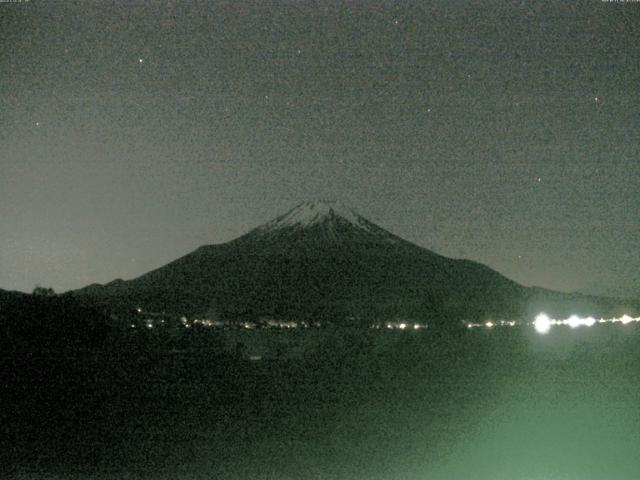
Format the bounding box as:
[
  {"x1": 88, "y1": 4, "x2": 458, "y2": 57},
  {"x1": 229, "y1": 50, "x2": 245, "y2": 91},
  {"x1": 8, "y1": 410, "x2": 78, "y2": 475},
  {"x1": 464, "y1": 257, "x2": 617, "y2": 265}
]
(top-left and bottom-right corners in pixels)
[
  {"x1": 393, "y1": 19, "x2": 399, "y2": 25},
  {"x1": 35, "y1": 122, "x2": 40, "y2": 126},
  {"x1": 138, "y1": 58, "x2": 144, "y2": 64}
]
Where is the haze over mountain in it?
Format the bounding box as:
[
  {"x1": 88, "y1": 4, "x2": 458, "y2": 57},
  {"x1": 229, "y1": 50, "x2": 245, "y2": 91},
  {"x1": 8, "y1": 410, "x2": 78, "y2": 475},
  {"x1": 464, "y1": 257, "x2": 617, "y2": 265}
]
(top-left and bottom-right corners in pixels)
[{"x1": 75, "y1": 201, "x2": 636, "y2": 326}]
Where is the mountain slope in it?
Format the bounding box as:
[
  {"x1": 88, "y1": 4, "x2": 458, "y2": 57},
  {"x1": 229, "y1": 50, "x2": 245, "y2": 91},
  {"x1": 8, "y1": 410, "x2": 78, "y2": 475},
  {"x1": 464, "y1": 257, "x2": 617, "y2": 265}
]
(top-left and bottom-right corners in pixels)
[{"x1": 74, "y1": 201, "x2": 636, "y2": 325}]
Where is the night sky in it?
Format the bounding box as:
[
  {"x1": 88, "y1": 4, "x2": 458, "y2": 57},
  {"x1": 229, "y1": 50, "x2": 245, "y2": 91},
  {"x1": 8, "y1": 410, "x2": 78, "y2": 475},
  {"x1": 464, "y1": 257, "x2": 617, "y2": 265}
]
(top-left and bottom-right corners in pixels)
[{"x1": 1, "y1": 0, "x2": 639, "y2": 298}]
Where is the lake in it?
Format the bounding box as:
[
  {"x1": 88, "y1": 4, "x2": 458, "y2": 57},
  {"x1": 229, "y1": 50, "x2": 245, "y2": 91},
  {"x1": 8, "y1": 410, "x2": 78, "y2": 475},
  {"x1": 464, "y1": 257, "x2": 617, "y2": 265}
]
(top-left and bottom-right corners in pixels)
[{"x1": 4, "y1": 323, "x2": 640, "y2": 479}]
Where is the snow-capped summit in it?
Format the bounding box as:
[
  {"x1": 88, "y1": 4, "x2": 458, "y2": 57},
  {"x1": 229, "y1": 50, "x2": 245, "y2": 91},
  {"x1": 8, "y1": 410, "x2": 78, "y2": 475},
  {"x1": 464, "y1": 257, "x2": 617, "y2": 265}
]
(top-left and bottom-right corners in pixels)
[
  {"x1": 264, "y1": 200, "x2": 364, "y2": 228},
  {"x1": 252, "y1": 200, "x2": 397, "y2": 242}
]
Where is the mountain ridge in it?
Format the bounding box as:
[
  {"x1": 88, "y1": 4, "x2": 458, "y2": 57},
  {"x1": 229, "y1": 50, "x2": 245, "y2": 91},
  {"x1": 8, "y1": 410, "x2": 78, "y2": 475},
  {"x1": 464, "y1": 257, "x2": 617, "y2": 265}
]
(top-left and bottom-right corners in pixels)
[{"x1": 73, "y1": 201, "x2": 638, "y2": 326}]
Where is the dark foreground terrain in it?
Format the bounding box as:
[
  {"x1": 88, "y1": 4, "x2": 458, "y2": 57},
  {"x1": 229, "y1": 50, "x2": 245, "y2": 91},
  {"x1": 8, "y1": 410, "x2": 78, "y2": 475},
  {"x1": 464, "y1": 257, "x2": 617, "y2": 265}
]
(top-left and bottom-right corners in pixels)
[{"x1": 3, "y1": 324, "x2": 640, "y2": 480}]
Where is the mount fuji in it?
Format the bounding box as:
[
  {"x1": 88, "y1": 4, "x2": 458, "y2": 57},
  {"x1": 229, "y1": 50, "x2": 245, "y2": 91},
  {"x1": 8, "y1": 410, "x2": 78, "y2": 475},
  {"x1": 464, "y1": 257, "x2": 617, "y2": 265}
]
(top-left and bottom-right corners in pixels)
[{"x1": 75, "y1": 201, "x2": 634, "y2": 326}]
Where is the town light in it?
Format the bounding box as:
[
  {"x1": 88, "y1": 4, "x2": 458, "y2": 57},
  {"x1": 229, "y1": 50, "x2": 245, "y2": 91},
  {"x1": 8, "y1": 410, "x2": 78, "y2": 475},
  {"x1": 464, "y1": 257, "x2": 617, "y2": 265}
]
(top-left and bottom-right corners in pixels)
[{"x1": 534, "y1": 313, "x2": 551, "y2": 334}]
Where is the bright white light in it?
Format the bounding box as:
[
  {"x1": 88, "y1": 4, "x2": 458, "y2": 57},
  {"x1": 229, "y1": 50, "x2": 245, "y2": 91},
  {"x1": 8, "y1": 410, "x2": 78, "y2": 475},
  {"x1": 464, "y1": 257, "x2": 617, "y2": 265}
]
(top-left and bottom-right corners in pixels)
[
  {"x1": 399, "y1": 323, "x2": 407, "y2": 330},
  {"x1": 534, "y1": 313, "x2": 551, "y2": 334},
  {"x1": 567, "y1": 315, "x2": 581, "y2": 329},
  {"x1": 532, "y1": 312, "x2": 640, "y2": 333},
  {"x1": 485, "y1": 321, "x2": 494, "y2": 328}
]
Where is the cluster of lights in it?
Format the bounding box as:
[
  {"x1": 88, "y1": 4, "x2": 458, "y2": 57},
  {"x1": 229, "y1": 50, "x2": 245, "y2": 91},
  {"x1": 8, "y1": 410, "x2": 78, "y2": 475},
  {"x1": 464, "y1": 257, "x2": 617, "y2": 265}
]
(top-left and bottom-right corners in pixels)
[
  {"x1": 192, "y1": 318, "x2": 225, "y2": 328},
  {"x1": 534, "y1": 313, "x2": 640, "y2": 334},
  {"x1": 139, "y1": 318, "x2": 166, "y2": 329},
  {"x1": 371, "y1": 322, "x2": 427, "y2": 330},
  {"x1": 263, "y1": 319, "x2": 306, "y2": 329},
  {"x1": 188, "y1": 318, "x2": 311, "y2": 329},
  {"x1": 466, "y1": 320, "x2": 518, "y2": 329},
  {"x1": 132, "y1": 305, "x2": 639, "y2": 336},
  {"x1": 464, "y1": 314, "x2": 640, "y2": 334}
]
